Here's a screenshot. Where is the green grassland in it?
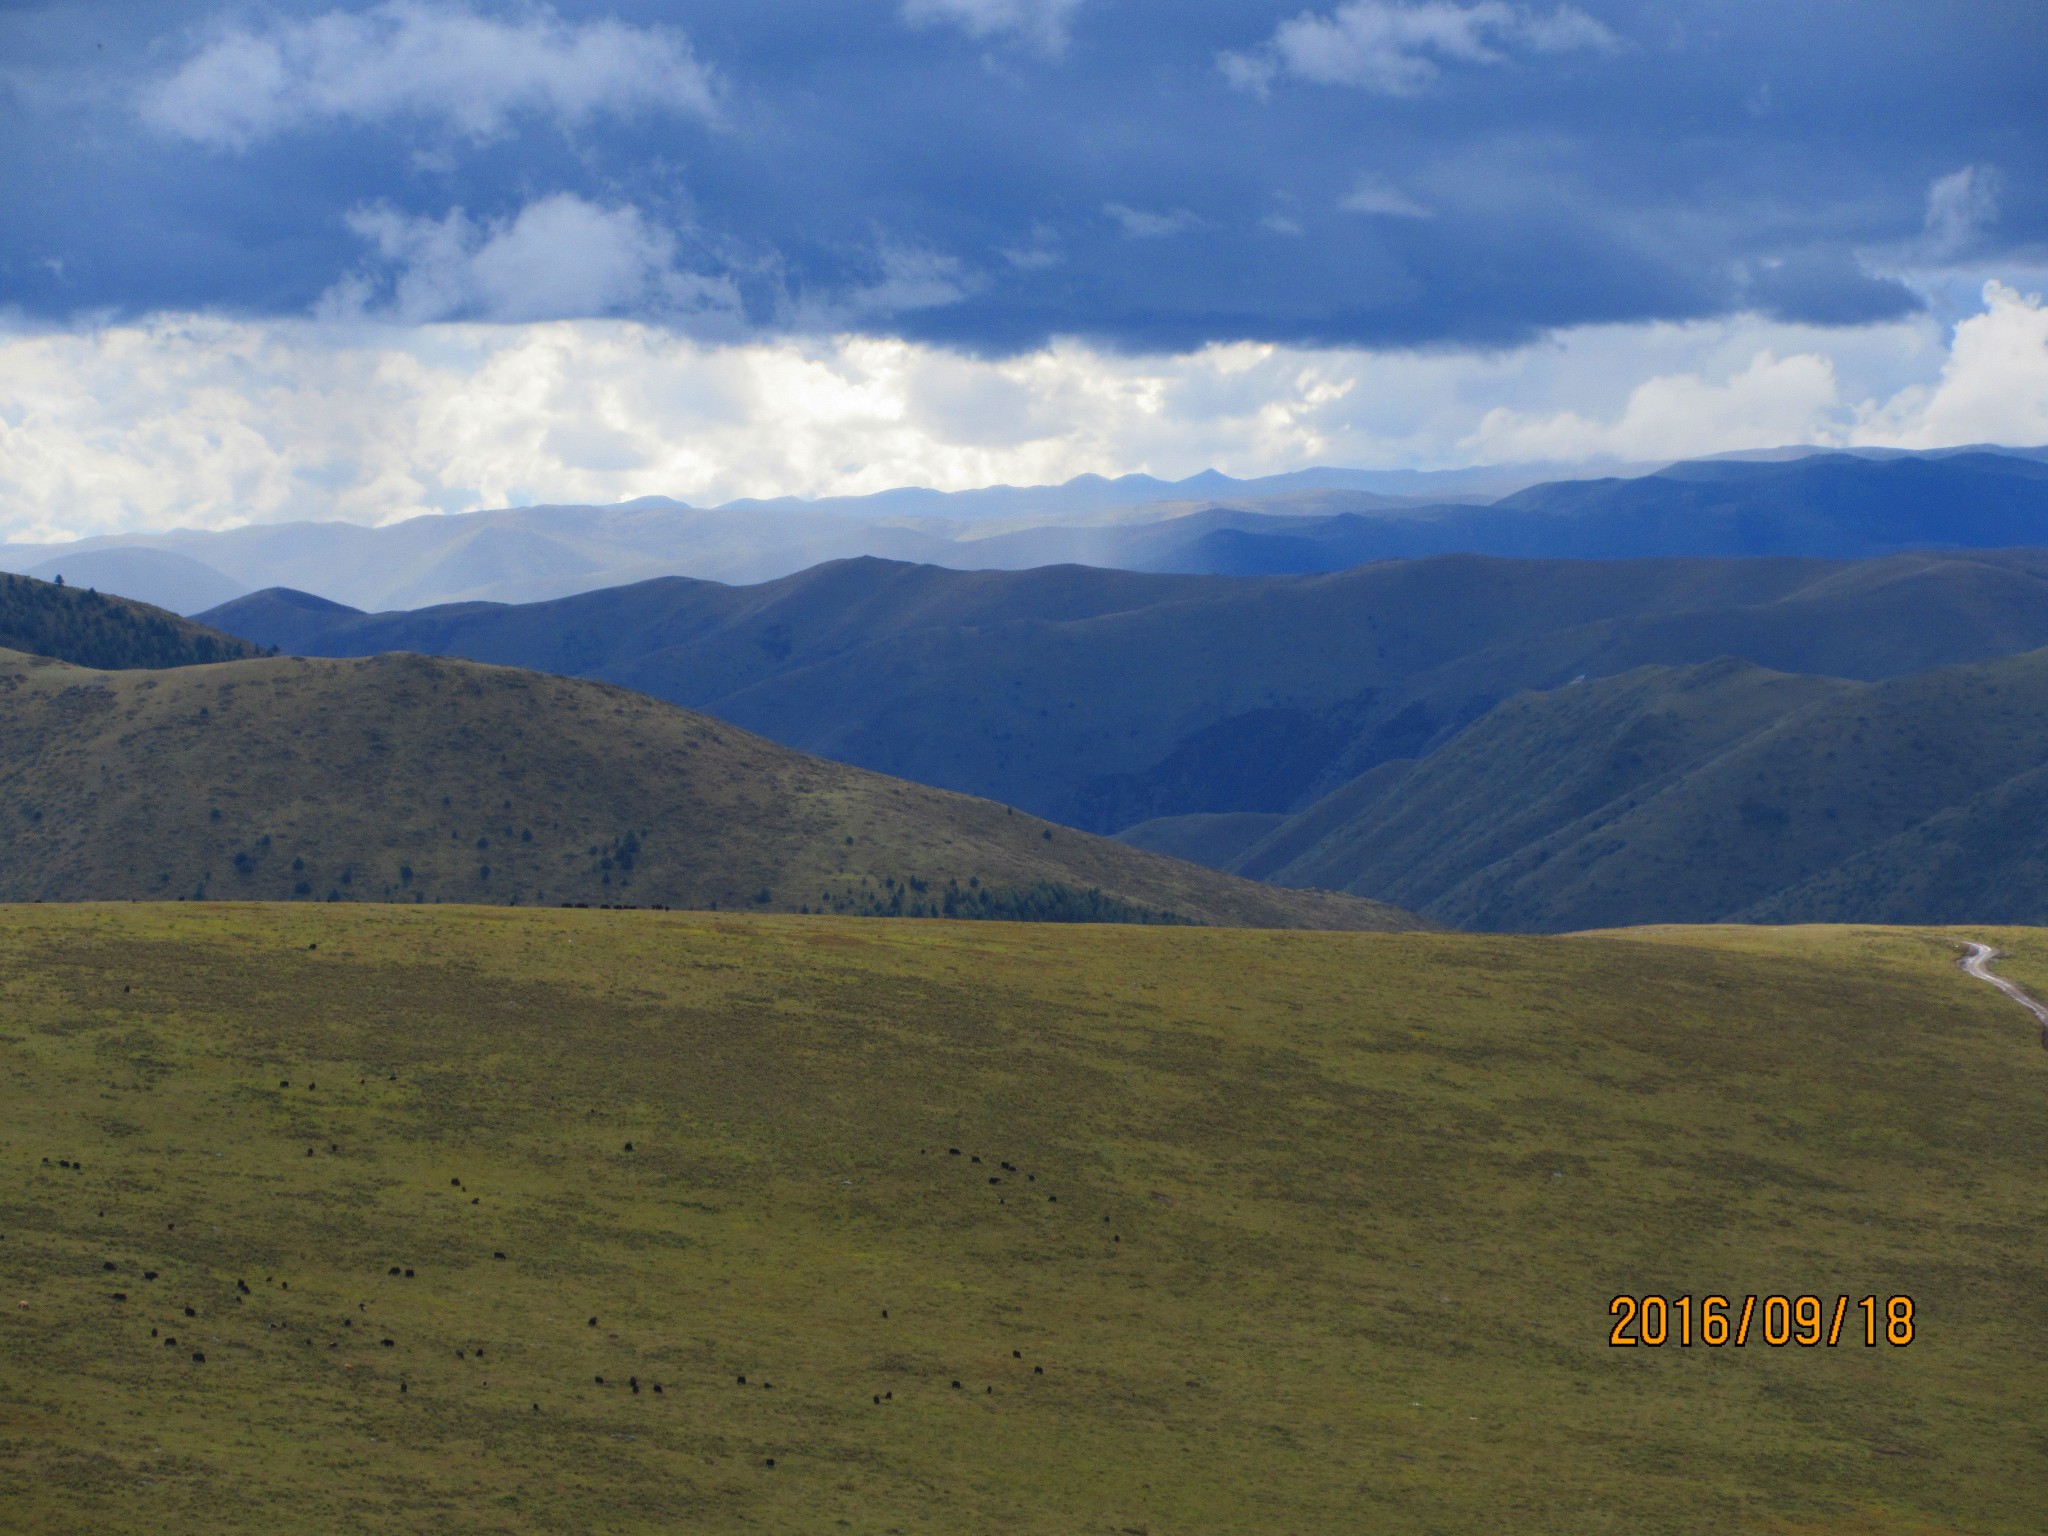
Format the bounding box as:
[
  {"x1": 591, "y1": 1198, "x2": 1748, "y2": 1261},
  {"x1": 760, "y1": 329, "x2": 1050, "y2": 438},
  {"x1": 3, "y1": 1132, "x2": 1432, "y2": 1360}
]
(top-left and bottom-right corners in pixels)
[{"x1": 3, "y1": 905, "x2": 2046, "y2": 1533}]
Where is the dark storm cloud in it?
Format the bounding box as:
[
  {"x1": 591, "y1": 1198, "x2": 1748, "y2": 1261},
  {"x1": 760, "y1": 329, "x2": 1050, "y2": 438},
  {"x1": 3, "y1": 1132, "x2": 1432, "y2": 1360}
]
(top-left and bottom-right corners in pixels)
[{"x1": 0, "y1": 0, "x2": 2039, "y2": 350}]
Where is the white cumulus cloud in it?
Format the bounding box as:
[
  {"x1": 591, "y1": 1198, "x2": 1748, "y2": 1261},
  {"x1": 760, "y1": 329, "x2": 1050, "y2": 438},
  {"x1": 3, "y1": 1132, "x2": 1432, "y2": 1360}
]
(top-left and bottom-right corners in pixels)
[
  {"x1": 1223, "y1": 0, "x2": 1619, "y2": 97},
  {"x1": 1857, "y1": 282, "x2": 2048, "y2": 449},
  {"x1": 141, "y1": 0, "x2": 716, "y2": 149},
  {"x1": 1465, "y1": 350, "x2": 1846, "y2": 462},
  {"x1": 321, "y1": 194, "x2": 742, "y2": 327},
  {"x1": 1464, "y1": 284, "x2": 2048, "y2": 461}
]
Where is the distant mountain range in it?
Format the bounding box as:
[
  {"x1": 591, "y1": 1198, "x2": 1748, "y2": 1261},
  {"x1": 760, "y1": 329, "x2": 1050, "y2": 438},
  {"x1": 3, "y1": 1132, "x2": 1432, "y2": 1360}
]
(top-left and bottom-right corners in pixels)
[
  {"x1": 11, "y1": 446, "x2": 2045, "y2": 614},
  {"x1": 0, "y1": 462, "x2": 1511, "y2": 614},
  {"x1": 1142, "y1": 450, "x2": 2048, "y2": 573}
]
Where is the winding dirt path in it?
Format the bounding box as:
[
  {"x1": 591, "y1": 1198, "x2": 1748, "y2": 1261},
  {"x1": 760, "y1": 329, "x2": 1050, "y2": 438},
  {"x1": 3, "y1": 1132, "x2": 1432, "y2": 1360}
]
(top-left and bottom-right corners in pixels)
[{"x1": 1959, "y1": 941, "x2": 2048, "y2": 1050}]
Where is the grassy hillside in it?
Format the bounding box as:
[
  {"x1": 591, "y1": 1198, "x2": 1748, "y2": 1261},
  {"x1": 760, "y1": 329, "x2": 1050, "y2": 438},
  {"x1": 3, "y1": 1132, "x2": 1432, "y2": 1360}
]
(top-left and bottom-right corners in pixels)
[
  {"x1": 0, "y1": 646, "x2": 1409, "y2": 930},
  {"x1": 1237, "y1": 660, "x2": 1849, "y2": 922},
  {"x1": 201, "y1": 549, "x2": 2048, "y2": 832},
  {"x1": 1438, "y1": 648, "x2": 2048, "y2": 931},
  {"x1": 1215, "y1": 644, "x2": 2048, "y2": 930},
  {"x1": 1751, "y1": 763, "x2": 2048, "y2": 925},
  {"x1": 0, "y1": 571, "x2": 260, "y2": 670},
  {"x1": 2, "y1": 905, "x2": 2044, "y2": 1533}
]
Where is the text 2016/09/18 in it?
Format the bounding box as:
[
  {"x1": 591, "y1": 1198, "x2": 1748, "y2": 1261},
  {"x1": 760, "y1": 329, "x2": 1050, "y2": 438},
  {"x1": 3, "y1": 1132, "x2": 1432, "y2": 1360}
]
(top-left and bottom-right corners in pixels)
[{"x1": 1608, "y1": 1294, "x2": 1914, "y2": 1348}]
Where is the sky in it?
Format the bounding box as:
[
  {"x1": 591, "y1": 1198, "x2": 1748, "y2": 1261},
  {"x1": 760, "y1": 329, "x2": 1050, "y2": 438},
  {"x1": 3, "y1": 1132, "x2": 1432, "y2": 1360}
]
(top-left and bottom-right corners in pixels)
[{"x1": 1, "y1": 0, "x2": 2044, "y2": 540}]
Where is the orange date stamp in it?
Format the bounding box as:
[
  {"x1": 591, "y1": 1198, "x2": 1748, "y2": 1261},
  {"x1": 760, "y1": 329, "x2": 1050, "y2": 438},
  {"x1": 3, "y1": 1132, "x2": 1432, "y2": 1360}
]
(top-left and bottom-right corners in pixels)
[{"x1": 1608, "y1": 1294, "x2": 1915, "y2": 1348}]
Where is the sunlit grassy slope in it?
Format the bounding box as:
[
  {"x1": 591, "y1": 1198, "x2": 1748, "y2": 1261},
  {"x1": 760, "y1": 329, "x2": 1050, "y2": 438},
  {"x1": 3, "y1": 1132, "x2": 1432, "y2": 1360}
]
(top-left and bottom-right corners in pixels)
[{"x1": 4, "y1": 906, "x2": 2046, "y2": 1533}]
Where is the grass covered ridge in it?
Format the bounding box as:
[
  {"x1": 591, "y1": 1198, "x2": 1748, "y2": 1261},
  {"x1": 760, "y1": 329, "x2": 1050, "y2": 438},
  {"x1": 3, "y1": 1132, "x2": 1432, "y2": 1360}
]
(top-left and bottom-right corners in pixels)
[
  {"x1": 3, "y1": 906, "x2": 2045, "y2": 1533},
  {"x1": 0, "y1": 647, "x2": 1411, "y2": 930}
]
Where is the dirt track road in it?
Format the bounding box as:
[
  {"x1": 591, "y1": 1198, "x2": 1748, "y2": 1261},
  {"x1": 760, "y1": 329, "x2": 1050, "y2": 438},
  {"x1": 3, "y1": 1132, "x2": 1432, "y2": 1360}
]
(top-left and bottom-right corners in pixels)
[{"x1": 1959, "y1": 941, "x2": 2048, "y2": 1050}]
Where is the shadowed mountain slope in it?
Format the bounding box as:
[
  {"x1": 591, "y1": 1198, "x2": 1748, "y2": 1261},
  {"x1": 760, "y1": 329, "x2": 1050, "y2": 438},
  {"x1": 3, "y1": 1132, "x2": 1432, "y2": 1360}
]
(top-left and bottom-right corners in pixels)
[
  {"x1": 1202, "y1": 645, "x2": 2048, "y2": 930},
  {"x1": 1111, "y1": 812, "x2": 1289, "y2": 869},
  {"x1": 0, "y1": 572, "x2": 261, "y2": 671},
  {"x1": 1747, "y1": 763, "x2": 2048, "y2": 926},
  {"x1": 0, "y1": 646, "x2": 1412, "y2": 930},
  {"x1": 202, "y1": 549, "x2": 2048, "y2": 833},
  {"x1": 1482, "y1": 450, "x2": 2048, "y2": 558},
  {"x1": 1131, "y1": 450, "x2": 2048, "y2": 574}
]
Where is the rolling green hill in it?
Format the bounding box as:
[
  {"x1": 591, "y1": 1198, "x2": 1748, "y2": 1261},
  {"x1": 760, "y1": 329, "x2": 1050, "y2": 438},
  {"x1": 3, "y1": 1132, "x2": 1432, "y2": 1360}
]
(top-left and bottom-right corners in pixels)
[
  {"x1": 0, "y1": 646, "x2": 1409, "y2": 930},
  {"x1": 1, "y1": 571, "x2": 260, "y2": 670},
  {"x1": 1182, "y1": 643, "x2": 2048, "y2": 930},
  {"x1": 3, "y1": 904, "x2": 2045, "y2": 1532}
]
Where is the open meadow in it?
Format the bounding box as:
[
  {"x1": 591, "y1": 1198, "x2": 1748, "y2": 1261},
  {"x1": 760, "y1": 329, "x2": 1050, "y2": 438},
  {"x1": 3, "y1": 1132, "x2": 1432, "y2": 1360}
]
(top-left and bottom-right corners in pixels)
[{"x1": 3, "y1": 904, "x2": 2045, "y2": 1534}]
